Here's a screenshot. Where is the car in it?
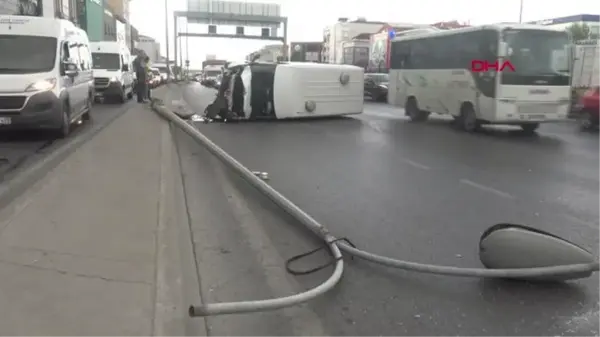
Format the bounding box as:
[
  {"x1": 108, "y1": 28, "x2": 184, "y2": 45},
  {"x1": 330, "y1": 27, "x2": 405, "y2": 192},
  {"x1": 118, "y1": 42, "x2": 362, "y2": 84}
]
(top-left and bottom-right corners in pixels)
[
  {"x1": 150, "y1": 68, "x2": 162, "y2": 87},
  {"x1": 364, "y1": 73, "x2": 389, "y2": 102},
  {"x1": 575, "y1": 86, "x2": 599, "y2": 131}
]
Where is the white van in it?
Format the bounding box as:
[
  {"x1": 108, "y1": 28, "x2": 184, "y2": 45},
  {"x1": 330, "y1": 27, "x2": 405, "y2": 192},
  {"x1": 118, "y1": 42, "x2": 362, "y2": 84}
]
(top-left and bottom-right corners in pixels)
[
  {"x1": 90, "y1": 41, "x2": 134, "y2": 103},
  {"x1": 0, "y1": 15, "x2": 94, "y2": 138}
]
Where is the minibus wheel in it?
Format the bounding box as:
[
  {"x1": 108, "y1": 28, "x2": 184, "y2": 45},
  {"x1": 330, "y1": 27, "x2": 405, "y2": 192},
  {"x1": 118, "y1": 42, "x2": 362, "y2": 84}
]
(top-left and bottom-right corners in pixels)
[
  {"x1": 406, "y1": 97, "x2": 428, "y2": 122},
  {"x1": 520, "y1": 123, "x2": 539, "y2": 134},
  {"x1": 54, "y1": 102, "x2": 71, "y2": 139},
  {"x1": 118, "y1": 87, "x2": 127, "y2": 103},
  {"x1": 579, "y1": 110, "x2": 598, "y2": 131},
  {"x1": 459, "y1": 103, "x2": 480, "y2": 132}
]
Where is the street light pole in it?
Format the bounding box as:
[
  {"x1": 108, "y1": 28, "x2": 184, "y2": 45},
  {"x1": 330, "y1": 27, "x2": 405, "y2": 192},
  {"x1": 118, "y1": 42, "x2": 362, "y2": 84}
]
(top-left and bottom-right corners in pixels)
[
  {"x1": 518, "y1": 0, "x2": 524, "y2": 23},
  {"x1": 164, "y1": 0, "x2": 170, "y2": 80}
]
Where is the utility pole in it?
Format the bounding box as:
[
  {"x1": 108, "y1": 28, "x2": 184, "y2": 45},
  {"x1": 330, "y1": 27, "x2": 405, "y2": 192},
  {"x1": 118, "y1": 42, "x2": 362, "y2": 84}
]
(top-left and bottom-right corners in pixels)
[
  {"x1": 164, "y1": 0, "x2": 170, "y2": 80},
  {"x1": 518, "y1": 0, "x2": 524, "y2": 23}
]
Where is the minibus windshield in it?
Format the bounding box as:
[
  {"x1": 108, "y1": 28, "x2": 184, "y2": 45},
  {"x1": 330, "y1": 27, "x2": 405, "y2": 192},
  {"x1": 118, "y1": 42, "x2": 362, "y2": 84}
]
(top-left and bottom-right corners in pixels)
[
  {"x1": 0, "y1": 35, "x2": 57, "y2": 74},
  {"x1": 92, "y1": 53, "x2": 121, "y2": 71}
]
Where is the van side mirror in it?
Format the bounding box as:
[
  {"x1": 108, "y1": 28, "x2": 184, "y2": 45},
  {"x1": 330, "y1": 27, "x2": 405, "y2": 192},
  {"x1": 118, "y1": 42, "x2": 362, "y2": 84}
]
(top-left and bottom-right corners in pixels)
[
  {"x1": 498, "y1": 42, "x2": 508, "y2": 58},
  {"x1": 122, "y1": 64, "x2": 129, "y2": 71},
  {"x1": 64, "y1": 62, "x2": 78, "y2": 77}
]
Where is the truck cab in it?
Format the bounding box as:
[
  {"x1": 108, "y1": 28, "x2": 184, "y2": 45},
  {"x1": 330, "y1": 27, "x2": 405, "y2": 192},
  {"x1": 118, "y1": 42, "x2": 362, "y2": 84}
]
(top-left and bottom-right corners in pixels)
[{"x1": 90, "y1": 41, "x2": 134, "y2": 103}]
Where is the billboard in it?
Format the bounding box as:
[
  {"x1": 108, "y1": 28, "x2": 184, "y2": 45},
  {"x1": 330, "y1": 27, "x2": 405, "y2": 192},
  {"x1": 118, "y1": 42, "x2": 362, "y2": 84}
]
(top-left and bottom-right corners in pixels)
[
  {"x1": 369, "y1": 31, "x2": 389, "y2": 72},
  {"x1": 186, "y1": 0, "x2": 281, "y2": 28}
]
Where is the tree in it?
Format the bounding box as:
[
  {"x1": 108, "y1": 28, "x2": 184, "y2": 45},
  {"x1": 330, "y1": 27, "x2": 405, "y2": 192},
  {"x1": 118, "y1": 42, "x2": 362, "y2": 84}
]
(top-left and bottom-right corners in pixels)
[{"x1": 567, "y1": 23, "x2": 591, "y2": 42}]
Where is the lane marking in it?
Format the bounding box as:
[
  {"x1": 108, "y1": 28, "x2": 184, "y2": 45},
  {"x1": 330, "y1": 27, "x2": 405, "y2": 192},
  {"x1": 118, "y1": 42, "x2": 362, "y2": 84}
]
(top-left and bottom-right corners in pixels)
[
  {"x1": 459, "y1": 179, "x2": 515, "y2": 200},
  {"x1": 403, "y1": 159, "x2": 431, "y2": 170}
]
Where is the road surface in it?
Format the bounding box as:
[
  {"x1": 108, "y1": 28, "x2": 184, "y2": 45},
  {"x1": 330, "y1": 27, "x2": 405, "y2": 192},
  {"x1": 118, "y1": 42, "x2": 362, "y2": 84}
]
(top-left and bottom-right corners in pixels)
[
  {"x1": 176, "y1": 83, "x2": 599, "y2": 336},
  {"x1": 0, "y1": 101, "x2": 130, "y2": 184}
]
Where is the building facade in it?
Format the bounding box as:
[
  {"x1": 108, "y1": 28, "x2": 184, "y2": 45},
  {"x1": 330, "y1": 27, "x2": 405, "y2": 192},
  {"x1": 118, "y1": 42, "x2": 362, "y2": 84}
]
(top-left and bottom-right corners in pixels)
[
  {"x1": 246, "y1": 44, "x2": 283, "y2": 62},
  {"x1": 290, "y1": 42, "x2": 322, "y2": 62},
  {"x1": 77, "y1": 0, "x2": 103, "y2": 41},
  {"x1": 322, "y1": 18, "x2": 387, "y2": 64},
  {"x1": 0, "y1": 0, "x2": 71, "y2": 19},
  {"x1": 528, "y1": 14, "x2": 600, "y2": 37},
  {"x1": 137, "y1": 34, "x2": 161, "y2": 62},
  {"x1": 340, "y1": 39, "x2": 369, "y2": 68},
  {"x1": 102, "y1": 6, "x2": 116, "y2": 40}
]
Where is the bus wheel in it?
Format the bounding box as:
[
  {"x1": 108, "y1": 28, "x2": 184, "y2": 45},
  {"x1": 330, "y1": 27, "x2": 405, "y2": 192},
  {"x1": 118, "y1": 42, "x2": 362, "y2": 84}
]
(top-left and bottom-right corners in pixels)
[
  {"x1": 520, "y1": 123, "x2": 539, "y2": 134},
  {"x1": 579, "y1": 111, "x2": 594, "y2": 131},
  {"x1": 406, "y1": 98, "x2": 428, "y2": 122},
  {"x1": 459, "y1": 104, "x2": 480, "y2": 132}
]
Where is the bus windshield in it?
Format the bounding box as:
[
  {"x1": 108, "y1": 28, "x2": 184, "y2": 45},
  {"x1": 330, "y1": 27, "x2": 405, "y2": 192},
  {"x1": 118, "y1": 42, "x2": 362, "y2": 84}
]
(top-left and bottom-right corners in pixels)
[{"x1": 501, "y1": 29, "x2": 570, "y2": 86}]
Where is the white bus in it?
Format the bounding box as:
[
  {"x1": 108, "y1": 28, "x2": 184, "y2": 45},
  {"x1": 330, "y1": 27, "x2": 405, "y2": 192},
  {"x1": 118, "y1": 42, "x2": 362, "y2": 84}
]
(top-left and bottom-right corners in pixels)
[{"x1": 388, "y1": 23, "x2": 572, "y2": 133}]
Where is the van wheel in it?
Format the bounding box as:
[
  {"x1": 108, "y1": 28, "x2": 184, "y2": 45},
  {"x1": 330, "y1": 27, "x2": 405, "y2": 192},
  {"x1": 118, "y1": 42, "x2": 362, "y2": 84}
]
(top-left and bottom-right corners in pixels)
[
  {"x1": 406, "y1": 97, "x2": 429, "y2": 122},
  {"x1": 118, "y1": 87, "x2": 127, "y2": 103},
  {"x1": 520, "y1": 123, "x2": 539, "y2": 134},
  {"x1": 54, "y1": 103, "x2": 71, "y2": 139},
  {"x1": 459, "y1": 104, "x2": 480, "y2": 132}
]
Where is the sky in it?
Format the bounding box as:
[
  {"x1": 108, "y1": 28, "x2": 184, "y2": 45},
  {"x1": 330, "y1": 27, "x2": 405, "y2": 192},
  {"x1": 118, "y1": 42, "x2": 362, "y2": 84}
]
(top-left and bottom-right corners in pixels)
[{"x1": 129, "y1": 0, "x2": 599, "y2": 68}]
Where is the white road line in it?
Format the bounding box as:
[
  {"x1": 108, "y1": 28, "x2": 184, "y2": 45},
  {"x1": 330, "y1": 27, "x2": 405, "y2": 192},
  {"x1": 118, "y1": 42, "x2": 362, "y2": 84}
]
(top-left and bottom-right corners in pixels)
[
  {"x1": 459, "y1": 179, "x2": 515, "y2": 199},
  {"x1": 403, "y1": 159, "x2": 431, "y2": 170}
]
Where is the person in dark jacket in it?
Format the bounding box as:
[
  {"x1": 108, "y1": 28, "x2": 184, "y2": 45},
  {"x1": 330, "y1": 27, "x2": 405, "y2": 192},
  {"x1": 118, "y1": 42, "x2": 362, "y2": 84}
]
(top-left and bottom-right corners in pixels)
[
  {"x1": 133, "y1": 55, "x2": 148, "y2": 103},
  {"x1": 144, "y1": 56, "x2": 152, "y2": 100}
]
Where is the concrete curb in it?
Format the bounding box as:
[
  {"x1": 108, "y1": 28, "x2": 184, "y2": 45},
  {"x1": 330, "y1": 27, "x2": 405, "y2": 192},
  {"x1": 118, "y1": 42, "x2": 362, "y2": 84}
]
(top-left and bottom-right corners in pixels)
[
  {"x1": 150, "y1": 100, "x2": 207, "y2": 336},
  {"x1": 0, "y1": 104, "x2": 130, "y2": 210}
]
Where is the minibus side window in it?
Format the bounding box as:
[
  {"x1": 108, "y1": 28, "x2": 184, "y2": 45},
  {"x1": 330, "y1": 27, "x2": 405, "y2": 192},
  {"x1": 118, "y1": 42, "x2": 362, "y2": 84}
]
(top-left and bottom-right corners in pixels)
[{"x1": 68, "y1": 42, "x2": 81, "y2": 70}]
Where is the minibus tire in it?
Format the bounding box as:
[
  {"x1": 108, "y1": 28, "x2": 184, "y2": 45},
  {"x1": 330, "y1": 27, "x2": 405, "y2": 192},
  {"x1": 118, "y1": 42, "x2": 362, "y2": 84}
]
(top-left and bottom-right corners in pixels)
[
  {"x1": 520, "y1": 123, "x2": 539, "y2": 134},
  {"x1": 459, "y1": 104, "x2": 479, "y2": 132},
  {"x1": 579, "y1": 110, "x2": 597, "y2": 131},
  {"x1": 53, "y1": 103, "x2": 71, "y2": 139},
  {"x1": 118, "y1": 87, "x2": 126, "y2": 103},
  {"x1": 406, "y1": 97, "x2": 427, "y2": 122}
]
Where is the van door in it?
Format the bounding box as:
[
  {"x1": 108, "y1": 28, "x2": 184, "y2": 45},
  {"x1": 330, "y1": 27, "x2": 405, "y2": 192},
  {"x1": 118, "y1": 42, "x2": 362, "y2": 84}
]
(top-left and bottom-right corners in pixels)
[
  {"x1": 66, "y1": 40, "x2": 86, "y2": 116},
  {"x1": 121, "y1": 53, "x2": 133, "y2": 93},
  {"x1": 59, "y1": 41, "x2": 78, "y2": 114}
]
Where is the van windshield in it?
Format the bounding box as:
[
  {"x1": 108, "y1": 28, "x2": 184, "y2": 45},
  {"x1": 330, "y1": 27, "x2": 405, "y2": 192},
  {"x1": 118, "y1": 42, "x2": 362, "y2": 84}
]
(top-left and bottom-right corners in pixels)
[
  {"x1": 92, "y1": 53, "x2": 120, "y2": 71},
  {"x1": 0, "y1": 35, "x2": 57, "y2": 74}
]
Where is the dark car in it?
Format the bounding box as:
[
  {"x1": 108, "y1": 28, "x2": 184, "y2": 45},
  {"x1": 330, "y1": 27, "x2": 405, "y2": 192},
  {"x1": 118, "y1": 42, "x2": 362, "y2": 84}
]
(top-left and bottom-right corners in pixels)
[
  {"x1": 364, "y1": 73, "x2": 389, "y2": 102},
  {"x1": 575, "y1": 86, "x2": 599, "y2": 131}
]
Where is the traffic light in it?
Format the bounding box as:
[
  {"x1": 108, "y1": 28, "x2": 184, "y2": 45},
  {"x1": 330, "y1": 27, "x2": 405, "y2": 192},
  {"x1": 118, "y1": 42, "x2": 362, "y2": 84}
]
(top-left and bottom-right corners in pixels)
[
  {"x1": 236, "y1": 26, "x2": 244, "y2": 35},
  {"x1": 208, "y1": 25, "x2": 216, "y2": 34}
]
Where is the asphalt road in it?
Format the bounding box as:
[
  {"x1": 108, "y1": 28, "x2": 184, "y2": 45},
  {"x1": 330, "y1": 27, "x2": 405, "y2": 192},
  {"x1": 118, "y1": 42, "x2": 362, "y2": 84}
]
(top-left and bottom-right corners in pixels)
[
  {"x1": 176, "y1": 83, "x2": 599, "y2": 336},
  {"x1": 0, "y1": 100, "x2": 132, "y2": 183}
]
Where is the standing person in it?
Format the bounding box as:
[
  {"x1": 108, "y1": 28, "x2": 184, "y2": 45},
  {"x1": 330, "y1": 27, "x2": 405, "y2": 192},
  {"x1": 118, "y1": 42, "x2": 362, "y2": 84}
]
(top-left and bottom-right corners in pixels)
[
  {"x1": 144, "y1": 56, "x2": 152, "y2": 100},
  {"x1": 133, "y1": 54, "x2": 148, "y2": 103}
]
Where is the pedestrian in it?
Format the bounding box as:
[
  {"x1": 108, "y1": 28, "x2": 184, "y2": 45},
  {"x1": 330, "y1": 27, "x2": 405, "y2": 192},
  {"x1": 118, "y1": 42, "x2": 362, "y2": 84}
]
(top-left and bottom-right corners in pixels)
[
  {"x1": 144, "y1": 56, "x2": 152, "y2": 100},
  {"x1": 133, "y1": 54, "x2": 148, "y2": 103}
]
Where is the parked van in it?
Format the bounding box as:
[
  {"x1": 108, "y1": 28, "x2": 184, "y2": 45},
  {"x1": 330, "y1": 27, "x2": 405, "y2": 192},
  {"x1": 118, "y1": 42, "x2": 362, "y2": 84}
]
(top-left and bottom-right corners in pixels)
[
  {"x1": 90, "y1": 41, "x2": 134, "y2": 103},
  {"x1": 0, "y1": 15, "x2": 94, "y2": 138}
]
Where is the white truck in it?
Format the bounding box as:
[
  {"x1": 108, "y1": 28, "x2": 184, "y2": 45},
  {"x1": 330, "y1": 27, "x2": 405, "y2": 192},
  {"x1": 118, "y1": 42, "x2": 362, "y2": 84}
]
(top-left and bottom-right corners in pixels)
[{"x1": 388, "y1": 23, "x2": 572, "y2": 133}]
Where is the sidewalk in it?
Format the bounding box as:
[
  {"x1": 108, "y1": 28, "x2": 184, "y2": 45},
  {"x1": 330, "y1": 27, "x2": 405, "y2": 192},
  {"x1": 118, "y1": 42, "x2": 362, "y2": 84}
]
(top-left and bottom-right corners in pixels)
[{"x1": 0, "y1": 98, "x2": 193, "y2": 335}]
